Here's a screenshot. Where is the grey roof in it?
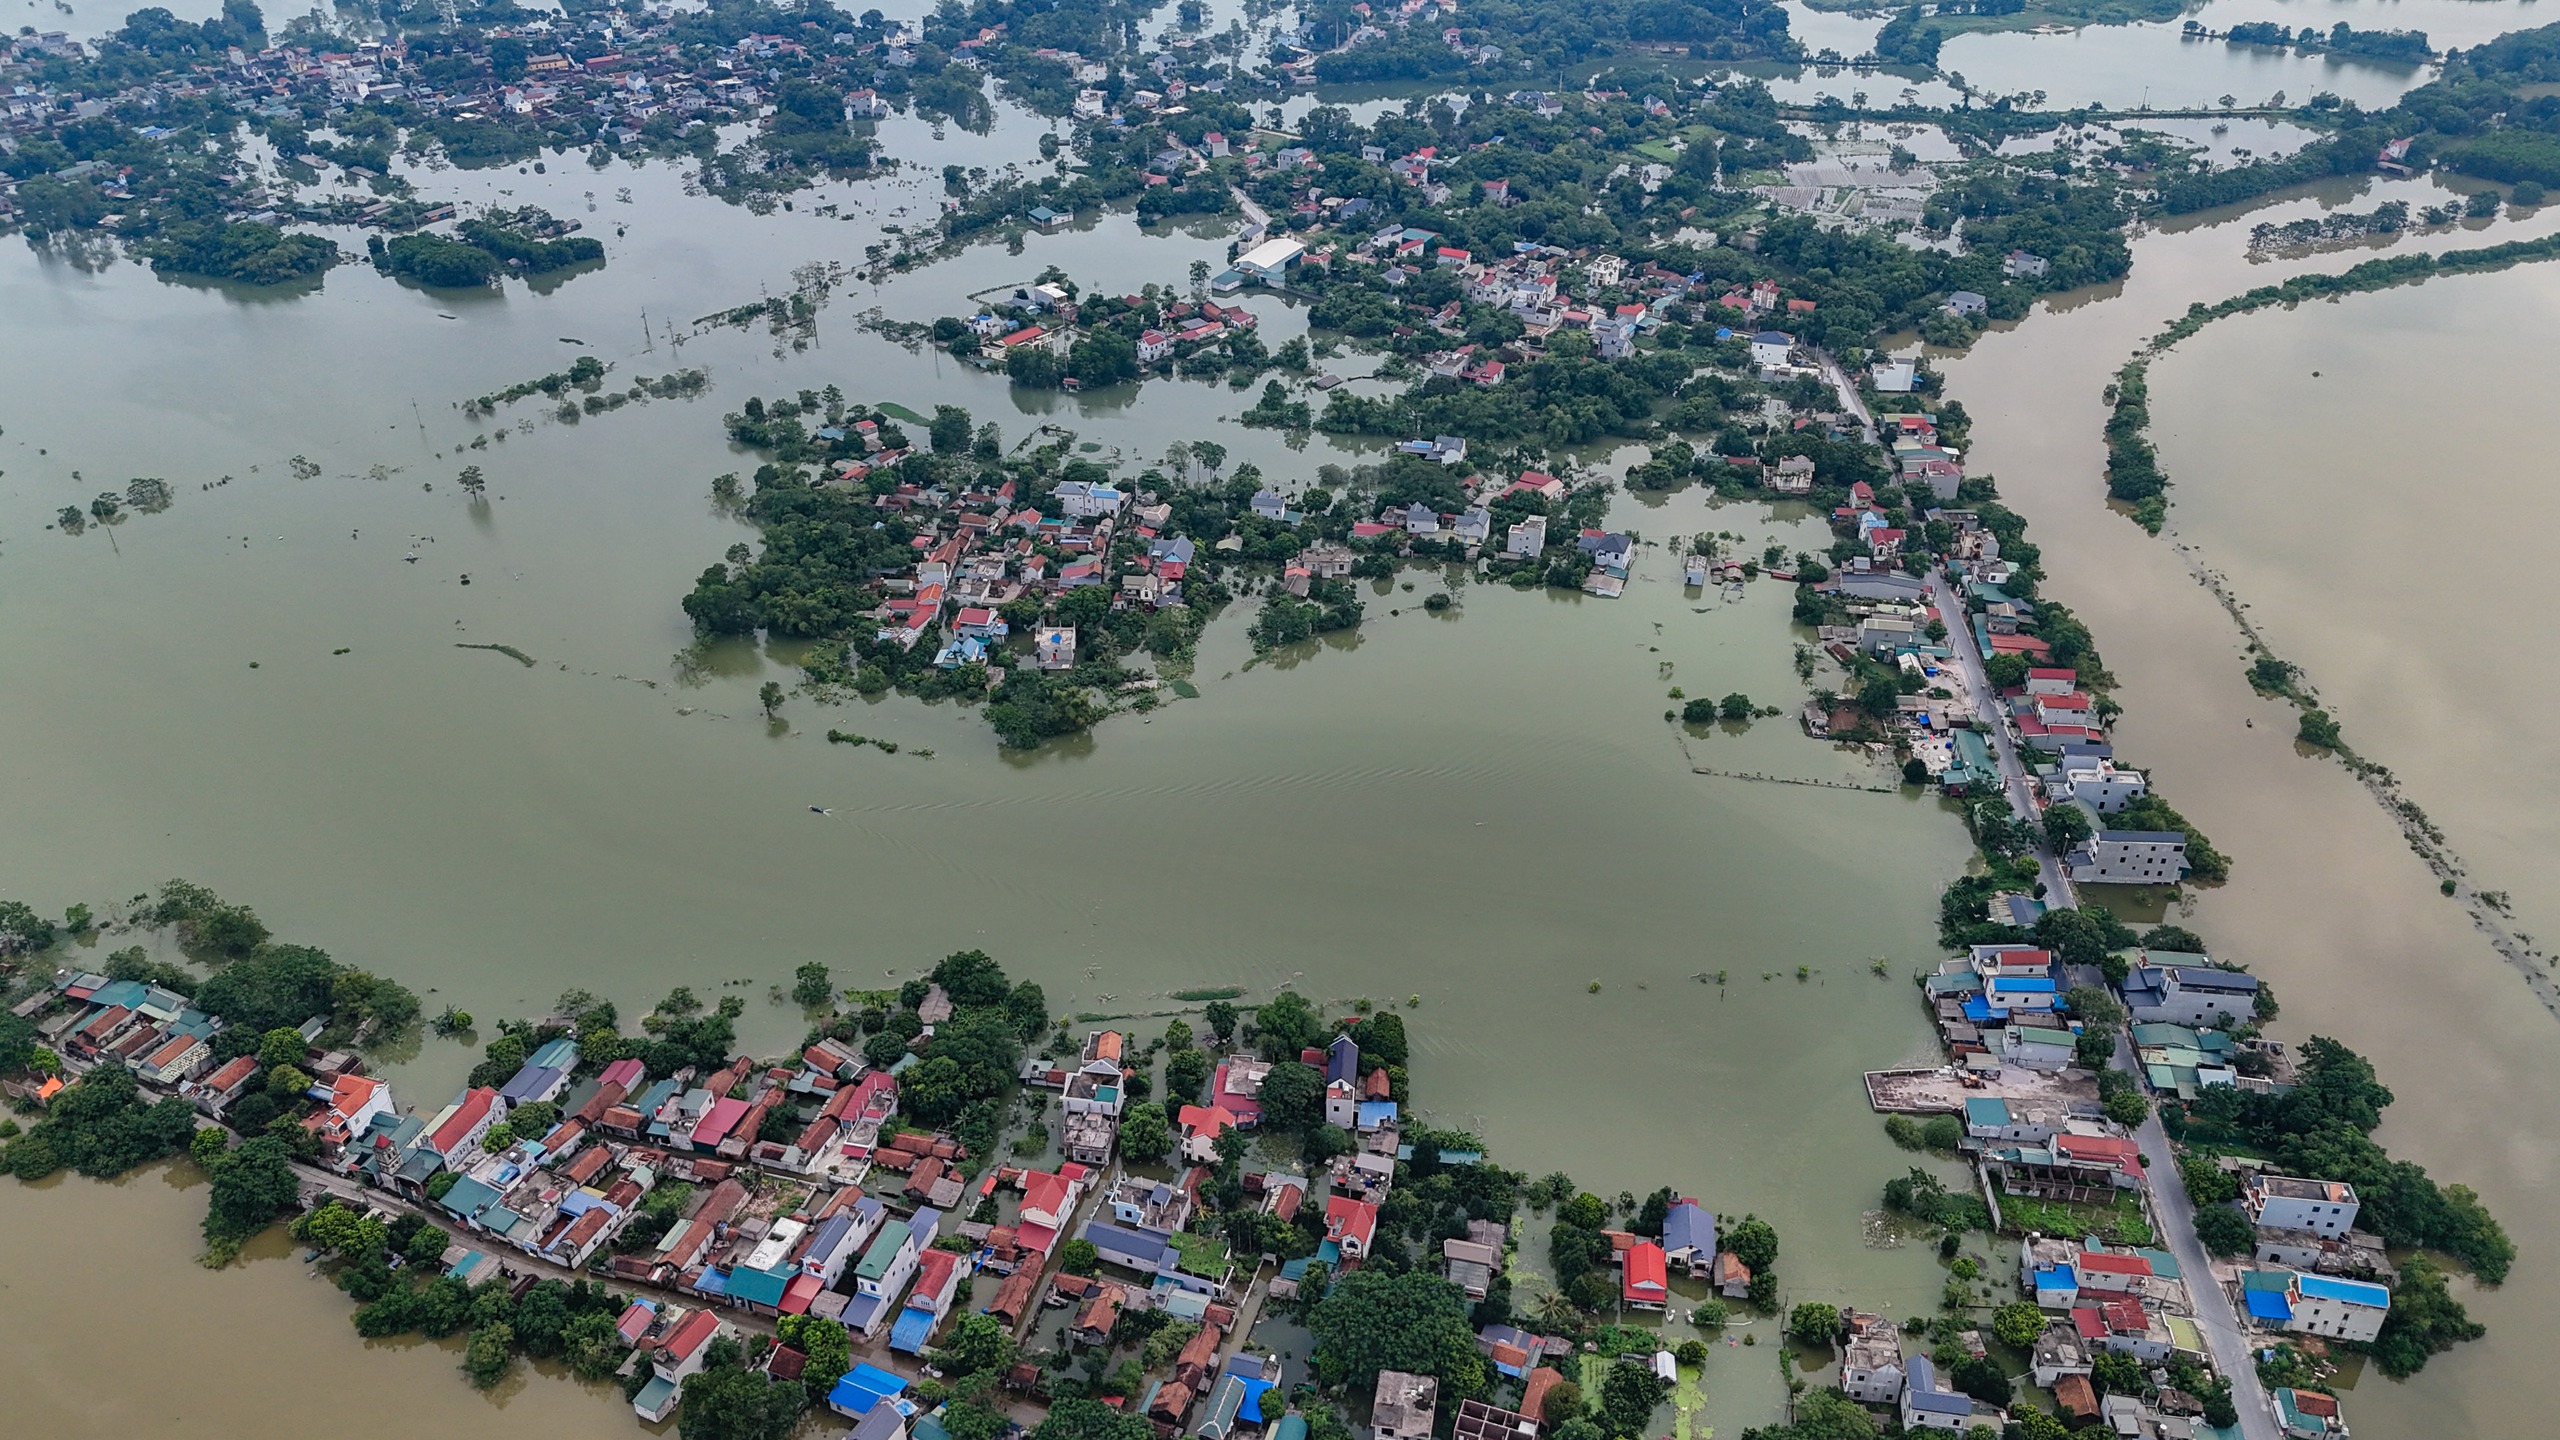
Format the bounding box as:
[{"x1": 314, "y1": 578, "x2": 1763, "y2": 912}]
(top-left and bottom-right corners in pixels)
[
  {"x1": 2167, "y1": 966, "x2": 2258, "y2": 993},
  {"x1": 1661, "y1": 1199, "x2": 1714, "y2": 1255},
  {"x1": 1902, "y1": 1355, "x2": 1973, "y2": 1415},
  {"x1": 1085, "y1": 1220, "x2": 1171, "y2": 1267},
  {"x1": 2096, "y1": 829, "x2": 2187, "y2": 843}
]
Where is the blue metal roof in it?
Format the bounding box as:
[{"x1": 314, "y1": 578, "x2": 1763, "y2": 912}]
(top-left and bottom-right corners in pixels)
[
  {"x1": 2033, "y1": 1265, "x2": 2076, "y2": 1289},
  {"x1": 2297, "y1": 1274, "x2": 2389, "y2": 1308},
  {"x1": 829, "y1": 1363, "x2": 910, "y2": 1415},
  {"x1": 889, "y1": 1306, "x2": 937, "y2": 1354},
  {"x1": 1085, "y1": 1220, "x2": 1170, "y2": 1266},
  {"x1": 1989, "y1": 976, "x2": 2056, "y2": 993},
  {"x1": 2245, "y1": 1289, "x2": 2294, "y2": 1321}
]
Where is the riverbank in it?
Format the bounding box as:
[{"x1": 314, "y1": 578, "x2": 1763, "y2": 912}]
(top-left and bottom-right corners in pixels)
[
  {"x1": 2081, "y1": 229, "x2": 2560, "y2": 1021},
  {"x1": 1943, "y1": 176, "x2": 2560, "y2": 1440}
]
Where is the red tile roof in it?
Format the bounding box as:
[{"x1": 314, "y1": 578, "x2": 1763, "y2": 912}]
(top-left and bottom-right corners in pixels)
[
  {"x1": 428, "y1": 1088, "x2": 500, "y2": 1155},
  {"x1": 1622, "y1": 1241, "x2": 1668, "y2": 1303}
]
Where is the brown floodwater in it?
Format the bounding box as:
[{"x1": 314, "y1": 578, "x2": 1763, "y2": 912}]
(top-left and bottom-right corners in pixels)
[
  {"x1": 0, "y1": 1164, "x2": 647, "y2": 1438},
  {"x1": 1944, "y1": 178, "x2": 2560, "y2": 1440},
  {"x1": 7, "y1": 43, "x2": 2558, "y2": 1433}
]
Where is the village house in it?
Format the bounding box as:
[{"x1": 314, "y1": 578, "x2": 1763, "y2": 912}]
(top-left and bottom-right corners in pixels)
[
  {"x1": 2239, "y1": 1270, "x2": 2391, "y2": 1343},
  {"x1": 2066, "y1": 830, "x2": 2190, "y2": 886},
  {"x1": 1372, "y1": 1370, "x2": 1439, "y2": 1440},
  {"x1": 1838, "y1": 1312, "x2": 1905, "y2": 1403},
  {"x1": 2244, "y1": 1175, "x2": 2359, "y2": 1237},
  {"x1": 1901, "y1": 1353, "x2": 2001, "y2": 1432},
  {"x1": 2121, "y1": 964, "x2": 2259, "y2": 1028}
]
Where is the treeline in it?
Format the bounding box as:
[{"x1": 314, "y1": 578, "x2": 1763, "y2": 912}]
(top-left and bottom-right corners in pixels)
[
  {"x1": 2101, "y1": 362, "x2": 2166, "y2": 532},
  {"x1": 367, "y1": 210, "x2": 605, "y2": 288},
  {"x1": 2151, "y1": 231, "x2": 2560, "y2": 351},
  {"x1": 2224, "y1": 23, "x2": 2432, "y2": 63},
  {"x1": 2170, "y1": 1038, "x2": 2513, "y2": 1280},
  {"x1": 1318, "y1": 350, "x2": 1693, "y2": 447},
  {"x1": 142, "y1": 221, "x2": 342, "y2": 285},
  {"x1": 1299, "y1": 0, "x2": 1797, "y2": 80},
  {"x1": 2161, "y1": 20, "x2": 2560, "y2": 212}
]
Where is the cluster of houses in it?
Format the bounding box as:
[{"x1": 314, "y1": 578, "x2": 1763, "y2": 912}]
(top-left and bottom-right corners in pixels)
[
  {"x1": 849, "y1": 451, "x2": 1219, "y2": 660},
  {"x1": 1871, "y1": 914, "x2": 2382, "y2": 1440},
  {"x1": 0, "y1": 15, "x2": 968, "y2": 229}
]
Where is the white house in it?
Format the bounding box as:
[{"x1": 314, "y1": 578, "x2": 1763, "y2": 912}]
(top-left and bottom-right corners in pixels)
[
  {"x1": 2121, "y1": 965, "x2": 2260, "y2": 1028},
  {"x1": 2052, "y1": 757, "x2": 2147, "y2": 814},
  {"x1": 1053, "y1": 479, "x2": 1126, "y2": 519},
  {"x1": 2256, "y1": 1272, "x2": 2389, "y2": 1343},
  {"x1": 2245, "y1": 1176, "x2": 2360, "y2": 1238},
  {"x1": 1506, "y1": 516, "x2": 1547, "y2": 559},
  {"x1": 1748, "y1": 330, "x2": 1794, "y2": 368},
  {"x1": 2065, "y1": 830, "x2": 2189, "y2": 886},
  {"x1": 1838, "y1": 1314, "x2": 1905, "y2": 1404},
  {"x1": 1900, "y1": 1355, "x2": 1988, "y2": 1432}
]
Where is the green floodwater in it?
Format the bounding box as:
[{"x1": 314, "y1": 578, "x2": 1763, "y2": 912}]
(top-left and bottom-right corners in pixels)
[{"x1": 0, "y1": 167, "x2": 1974, "y2": 1436}]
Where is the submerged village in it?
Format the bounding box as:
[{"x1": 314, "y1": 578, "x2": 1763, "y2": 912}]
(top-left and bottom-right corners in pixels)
[
  {"x1": 8, "y1": 3, "x2": 2560, "y2": 1440},
  {"x1": 0, "y1": 827, "x2": 2506, "y2": 1440}
]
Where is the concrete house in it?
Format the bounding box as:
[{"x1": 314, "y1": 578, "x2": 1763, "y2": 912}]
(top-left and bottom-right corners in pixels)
[
  {"x1": 1838, "y1": 1313, "x2": 1905, "y2": 1403},
  {"x1": 1900, "y1": 1354, "x2": 1994, "y2": 1432},
  {"x1": 2048, "y1": 757, "x2": 2146, "y2": 814},
  {"x1": 2244, "y1": 1175, "x2": 2360, "y2": 1238},
  {"x1": 1372, "y1": 1371, "x2": 1439, "y2": 1440},
  {"x1": 1506, "y1": 515, "x2": 1548, "y2": 559},
  {"x1": 2122, "y1": 965, "x2": 2260, "y2": 1028},
  {"x1": 1324, "y1": 1196, "x2": 1378, "y2": 1261},
  {"x1": 2066, "y1": 830, "x2": 2189, "y2": 886},
  {"x1": 2242, "y1": 1271, "x2": 2390, "y2": 1343}
]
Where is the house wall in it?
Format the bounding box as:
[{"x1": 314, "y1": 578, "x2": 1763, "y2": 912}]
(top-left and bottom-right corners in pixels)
[
  {"x1": 2253, "y1": 1194, "x2": 2358, "y2": 1237},
  {"x1": 2287, "y1": 1296, "x2": 2385, "y2": 1343},
  {"x1": 2069, "y1": 840, "x2": 2186, "y2": 885}
]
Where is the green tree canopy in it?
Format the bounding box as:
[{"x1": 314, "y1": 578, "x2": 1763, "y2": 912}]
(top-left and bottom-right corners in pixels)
[
  {"x1": 1308, "y1": 1268, "x2": 1484, "y2": 1396},
  {"x1": 1255, "y1": 991, "x2": 1325, "y2": 1058}
]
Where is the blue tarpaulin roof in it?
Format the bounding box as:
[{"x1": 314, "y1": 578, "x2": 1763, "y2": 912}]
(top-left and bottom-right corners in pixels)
[
  {"x1": 889, "y1": 1307, "x2": 937, "y2": 1354},
  {"x1": 2245, "y1": 1289, "x2": 2294, "y2": 1322},
  {"x1": 829, "y1": 1364, "x2": 910, "y2": 1416}
]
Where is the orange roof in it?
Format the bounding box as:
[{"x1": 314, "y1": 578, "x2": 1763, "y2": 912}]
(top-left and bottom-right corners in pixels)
[
  {"x1": 1520, "y1": 1367, "x2": 1563, "y2": 1424},
  {"x1": 1177, "y1": 1104, "x2": 1237, "y2": 1138}
]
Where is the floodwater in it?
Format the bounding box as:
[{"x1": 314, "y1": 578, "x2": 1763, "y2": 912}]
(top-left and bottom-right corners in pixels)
[
  {"x1": 1940, "y1": 173, "x2": 2560, "y2": 1440},
  {"x1": 1770, "y1": 0, "x2": 2550, "y2": 111},
  {"x1": 0, "y1": 158, "x2": 1971, "y2": 1440},
  {"x1": 0, "y1": 1163, "x2": 647, "y2": 1439},
  {"x1": 7, "y1": 9, "x2": 2559, "y2": 1435}
]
